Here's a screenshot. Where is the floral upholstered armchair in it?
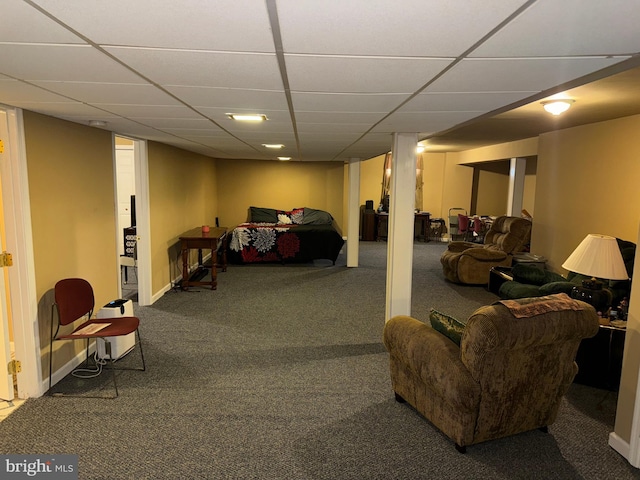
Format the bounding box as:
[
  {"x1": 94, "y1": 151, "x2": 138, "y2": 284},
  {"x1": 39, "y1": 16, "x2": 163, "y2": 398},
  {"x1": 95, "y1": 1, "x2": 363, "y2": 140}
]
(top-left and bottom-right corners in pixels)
[{"x1": 440, "y1": 215, "x2": 531, "y2": 285}]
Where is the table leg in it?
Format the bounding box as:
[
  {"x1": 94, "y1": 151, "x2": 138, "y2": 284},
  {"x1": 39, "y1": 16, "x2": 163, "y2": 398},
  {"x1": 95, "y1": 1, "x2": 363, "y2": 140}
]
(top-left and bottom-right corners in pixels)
[{"x1": 181, "y1": 245, "x2": 189, "y2": 291}]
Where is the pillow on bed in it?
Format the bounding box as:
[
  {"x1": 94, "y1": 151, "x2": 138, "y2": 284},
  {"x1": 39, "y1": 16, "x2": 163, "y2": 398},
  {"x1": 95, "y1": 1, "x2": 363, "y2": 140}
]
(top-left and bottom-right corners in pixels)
[
  {"x1": 249, "y1": 206, "x2": 278, "y2": 223},
  {"x1": 277, "y1": 208, "x2": 304, "y2": 225},
  {"x1": 302, "y1": 207, "x2": 334, "y2": 225}
]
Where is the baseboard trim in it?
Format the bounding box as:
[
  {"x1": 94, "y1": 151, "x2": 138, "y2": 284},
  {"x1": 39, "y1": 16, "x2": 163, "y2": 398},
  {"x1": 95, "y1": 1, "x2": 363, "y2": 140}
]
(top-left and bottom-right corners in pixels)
[{"x1": 609, "y1": 431, "x2": 630, "y2": 462}]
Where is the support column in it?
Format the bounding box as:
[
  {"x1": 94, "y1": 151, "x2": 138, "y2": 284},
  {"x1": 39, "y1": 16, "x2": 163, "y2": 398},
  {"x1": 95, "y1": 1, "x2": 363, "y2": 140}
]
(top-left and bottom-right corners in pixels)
[
  {"x1": 346, "y1": 159, "x2": 360, "y2": 267},
  {"x1": 385, "y1": 132, "x2": 417, "y2": 321},
  {"x1": 507, "y1": 157, "x2": 526, "y2": 216}
]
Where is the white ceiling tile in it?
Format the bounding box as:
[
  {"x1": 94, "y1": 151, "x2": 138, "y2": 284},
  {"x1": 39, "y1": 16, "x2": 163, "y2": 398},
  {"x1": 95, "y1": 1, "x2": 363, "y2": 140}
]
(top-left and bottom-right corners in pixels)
[
  {"x1": 0, "y1": 79, "x2": 74, "y2": 103},
  {"x1": 294, "y1": 111, "x2": 385, "y2": 124},
  {"x1": 166, "y1": 86, "x2": 288, "y2": 110},
  {"x1": 277, "y1": 0, "x2": 527, "y2": 56},
  {"x1": 30, "y1": 0, "x2": 274, "y2": 52},
  {"x1": 0, "y1": 44, "x2": 145, "y2": 83},
  {"x1": 106, "y1": 48, "x2": 282, "y2": 89},
  {"x1": 399, "y1": 91, "x2": 539, "y2": 113},
  {"x1": 472, "y1": 0, "x2": 640, "y2": 57},
  {"x1": 97, "y1": 105, "x2": 202, "y2": 118},
  {"x1": 286, "y1": 55, "x2": 453, "y2": 93},
  {"x1": 30, "y1": 81, "x2": 182, "y2": 105},
  {"x1": 292, "y1": 92, "x2": 408, "y2": 112},
  {"x1": 428, "y1": 57, "x2": 630, "y2": 93},
  {"x1": 371, "y1": 111, "x2": 482, "y2": 133},
  {"x1": 1, "y1": 0, "x2": 83, "y2": 43},
  {"x1": 15, "y1": 101, "x2": 114, "y2": 117}
]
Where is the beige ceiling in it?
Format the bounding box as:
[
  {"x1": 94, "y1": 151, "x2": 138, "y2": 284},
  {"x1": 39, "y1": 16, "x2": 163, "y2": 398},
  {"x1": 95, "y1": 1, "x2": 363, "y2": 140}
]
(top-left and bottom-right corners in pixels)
[{"x1": 1, "y1": 0, "x2": 639, "y2": 161}]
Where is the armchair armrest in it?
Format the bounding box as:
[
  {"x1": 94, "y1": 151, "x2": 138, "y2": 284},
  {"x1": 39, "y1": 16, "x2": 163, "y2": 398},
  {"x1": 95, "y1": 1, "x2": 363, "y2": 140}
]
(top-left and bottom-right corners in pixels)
[
  {"x1": 383, "y1": 316, "x2": 481, "y2": 412},
  {"x1": 446, "y1": 241, "x2": 477, "y2": 253},
  {"x1": 460, "y1": 246, "x2": 508, "y2": 262}
]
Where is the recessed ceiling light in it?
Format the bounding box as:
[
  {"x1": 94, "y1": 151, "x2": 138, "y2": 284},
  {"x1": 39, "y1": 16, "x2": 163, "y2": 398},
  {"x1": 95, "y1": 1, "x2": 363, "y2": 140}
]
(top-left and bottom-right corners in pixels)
[
  {"x1": 226, "y1": 113, "x2": 268, "y2": 122},
  {"x1": 277, "y1": 156, "x2": 292, "y2": 161},
  {"x1": 262, "y1": 144, "x2": 284, "y2": 149},
  {"x1": 88, "y1": 120, "x2": 108, "y2": 127}
]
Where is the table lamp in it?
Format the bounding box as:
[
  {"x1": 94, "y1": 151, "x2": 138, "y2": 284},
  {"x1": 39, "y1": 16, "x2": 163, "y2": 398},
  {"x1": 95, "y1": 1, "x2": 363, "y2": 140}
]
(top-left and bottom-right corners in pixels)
[{"x1": 561, "y1": 234, "x2": 629, "y2": 312}]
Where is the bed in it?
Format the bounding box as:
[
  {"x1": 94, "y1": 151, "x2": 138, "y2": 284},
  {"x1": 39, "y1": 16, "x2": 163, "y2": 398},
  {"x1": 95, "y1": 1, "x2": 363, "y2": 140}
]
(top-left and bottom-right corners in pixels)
[{"x1": 228, "y1": 207, "x2": 344, "y2": 265}]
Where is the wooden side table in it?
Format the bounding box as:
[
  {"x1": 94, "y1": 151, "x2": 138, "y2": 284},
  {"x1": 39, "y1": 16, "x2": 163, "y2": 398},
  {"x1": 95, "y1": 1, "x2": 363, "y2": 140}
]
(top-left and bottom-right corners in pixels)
[{"x1": 179, "y1": 226, "x2": 227, "y2": 291}]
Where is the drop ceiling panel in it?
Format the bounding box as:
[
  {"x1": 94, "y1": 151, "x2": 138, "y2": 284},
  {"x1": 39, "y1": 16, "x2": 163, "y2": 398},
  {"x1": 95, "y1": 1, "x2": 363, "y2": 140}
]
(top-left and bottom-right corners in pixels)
[
  {"x1": 99, "y1": 104, "x2": 203, "y2": 118},
  {"x1": 29, "y1": 81, "x2": 181, "y2": 105},
  {"x1": 277, "y1": 0, "x2": 527, "y2": 56},
  {"x1": 0, "y1": 44, "x2": 145, "y2": 83},
  {"x1": 372, "y1": 111, "x2": 482, "y2": 133},
  {"x1": 105, "y1": 48, "x2": 282, "y2": 90},
  {"x1": 166, "y1": 86, "x2": 288, "y2": 110},
  {"x1": 29, "y1": 0, "x2": 274, "y2": 51},
  {"x1": 296, "y1": 123, "x2": 372, "y2": 134},
  {"x1": 285, "y1": 55, "x2": 454, "y2": 93},
  {"x1": 471, "y1": 0, "x2": 640, "y2": 57},
  {"x1": 294, "y1": 111, "x2": 386, "y2": 124},
  {"x1": 1, "y1": 0, "x2": 83, "y2": 43},
  {"x1": 291, "y1": 92, "x2": 409, "y2": 112},
  {"x1": 0, "y1": 79, "x2": 75, "y2": 103},
  {"x1": 399, "y1": 91, "x2": 539, "y2": 113},
  {"x1": 428, "y1": 57, "x2": 631, "y2": 93},
  {"x1": 17, "y1": 101, "x2": 115, "y2": 117}
]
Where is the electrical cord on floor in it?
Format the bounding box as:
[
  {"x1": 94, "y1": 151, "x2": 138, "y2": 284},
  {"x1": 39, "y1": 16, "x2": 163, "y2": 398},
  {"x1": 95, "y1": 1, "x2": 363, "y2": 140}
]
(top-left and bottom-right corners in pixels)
[{"x1": 71, "y1": 352, "x2": 108, "y2": 379}]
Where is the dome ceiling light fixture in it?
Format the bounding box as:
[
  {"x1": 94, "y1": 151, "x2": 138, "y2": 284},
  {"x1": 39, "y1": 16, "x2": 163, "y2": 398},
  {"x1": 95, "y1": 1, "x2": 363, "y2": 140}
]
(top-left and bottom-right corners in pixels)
[{"x1": 541, "y1": 99, "x2": 575, "y2": 116}]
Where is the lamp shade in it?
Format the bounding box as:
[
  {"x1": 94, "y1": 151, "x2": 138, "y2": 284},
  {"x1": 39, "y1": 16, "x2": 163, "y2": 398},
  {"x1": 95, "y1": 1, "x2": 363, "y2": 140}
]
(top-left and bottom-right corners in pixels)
[{"x1": 561, "y1": 234, "x2": 628, "y2": 280}]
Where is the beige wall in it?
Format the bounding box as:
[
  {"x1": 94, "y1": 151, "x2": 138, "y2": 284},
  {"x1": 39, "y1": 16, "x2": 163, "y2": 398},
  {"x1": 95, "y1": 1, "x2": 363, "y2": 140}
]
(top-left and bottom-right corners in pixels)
[
  {"x1": 23, "y1": 112, "x2": 118, "y2": 378},
  {"x1": 215, "y1": 158, "x2": 345, "y2": 232},
  {"x1": 476, "y1": 170, "x2": 509, "y2": 216},
  {"x1": 359, "y1": 154, "x2": 385, "y2": 208},
  {"x1": 530, "y1": 114, "x2": 640, "y2": 445},
  {"x1": 147, "y1": 142, "x2": 218, "y2": 293}
]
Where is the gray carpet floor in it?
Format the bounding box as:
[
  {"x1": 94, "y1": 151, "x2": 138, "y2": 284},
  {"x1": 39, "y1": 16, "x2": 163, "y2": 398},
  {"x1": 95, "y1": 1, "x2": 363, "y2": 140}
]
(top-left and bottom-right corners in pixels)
[{"x1": 1, "y1": 241, "x2": 638, "y2": 479}]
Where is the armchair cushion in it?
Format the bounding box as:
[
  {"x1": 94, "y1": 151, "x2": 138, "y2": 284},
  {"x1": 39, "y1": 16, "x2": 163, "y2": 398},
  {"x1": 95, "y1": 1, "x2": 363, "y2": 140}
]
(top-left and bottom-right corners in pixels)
[{"x1": 429, "y1": 309, "x2": 466, "y2": 346}]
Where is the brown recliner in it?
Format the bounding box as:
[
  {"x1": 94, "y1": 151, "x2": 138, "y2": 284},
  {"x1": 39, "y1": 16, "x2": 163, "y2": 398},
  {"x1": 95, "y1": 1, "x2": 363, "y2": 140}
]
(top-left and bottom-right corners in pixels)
[
  {"x1": 382, "y1": 294, "x2": 599, "y2": 452},
  {"x1": 440, "y1": 215, "x2": 531, "y2": 285}
]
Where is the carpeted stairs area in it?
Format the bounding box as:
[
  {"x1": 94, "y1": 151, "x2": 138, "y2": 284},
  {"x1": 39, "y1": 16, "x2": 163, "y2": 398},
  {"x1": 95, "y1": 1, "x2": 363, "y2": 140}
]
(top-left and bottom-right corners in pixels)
[{"x1": 0, "y1": 241, "x2": 637, "y2": 479}]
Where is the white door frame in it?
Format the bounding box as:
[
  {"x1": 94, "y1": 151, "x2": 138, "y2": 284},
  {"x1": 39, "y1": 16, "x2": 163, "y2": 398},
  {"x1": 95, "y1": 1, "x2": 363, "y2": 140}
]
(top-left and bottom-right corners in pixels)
[
  {"x1": 0, "y1": 105, "x2": 41, "y2": 398},
  {"x1": 112, "y1": 135, "x2": 151, "y2": 306}
]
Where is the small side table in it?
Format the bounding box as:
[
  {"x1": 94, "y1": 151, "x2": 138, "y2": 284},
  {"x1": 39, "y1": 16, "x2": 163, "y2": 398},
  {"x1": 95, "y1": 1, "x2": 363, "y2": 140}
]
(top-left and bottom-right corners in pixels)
[
  {"x1": 179, "y1": 227, "x2": 228, "y2": 291},
  {"x1": 574, "y1": 323, "x2": 626, "y2": 391}
]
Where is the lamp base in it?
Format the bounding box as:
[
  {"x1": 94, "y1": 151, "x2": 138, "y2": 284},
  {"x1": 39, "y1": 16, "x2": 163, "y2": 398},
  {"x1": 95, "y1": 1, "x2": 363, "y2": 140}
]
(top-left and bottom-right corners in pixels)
[{"x1": 570, "y1": 279, "x2": 612, "y2": 313}]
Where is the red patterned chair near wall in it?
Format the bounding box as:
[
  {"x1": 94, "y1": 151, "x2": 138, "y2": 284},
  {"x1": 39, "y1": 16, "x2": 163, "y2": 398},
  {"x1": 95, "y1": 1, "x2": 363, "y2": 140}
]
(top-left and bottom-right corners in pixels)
[{"x1": 440, "y1": 216, "x2": 532, "y2": 285}]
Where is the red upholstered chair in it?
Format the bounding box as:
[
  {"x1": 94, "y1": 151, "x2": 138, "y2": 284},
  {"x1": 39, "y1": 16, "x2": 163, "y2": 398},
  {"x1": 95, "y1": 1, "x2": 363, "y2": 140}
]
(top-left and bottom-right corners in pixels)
[
  {"x1": 49, "y1": 278, "x2": 145, "y2": 398},
  {"x1": 457, "y1": 214, "x2": 470, "y2": 241}
]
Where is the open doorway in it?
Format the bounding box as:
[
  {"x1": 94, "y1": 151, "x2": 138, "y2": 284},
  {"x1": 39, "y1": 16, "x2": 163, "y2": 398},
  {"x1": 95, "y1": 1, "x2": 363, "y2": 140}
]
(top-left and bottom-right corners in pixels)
[{"x1": 115, "y1": 136, "x2": 138, "y2": 301}]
